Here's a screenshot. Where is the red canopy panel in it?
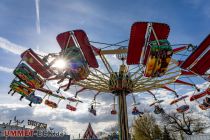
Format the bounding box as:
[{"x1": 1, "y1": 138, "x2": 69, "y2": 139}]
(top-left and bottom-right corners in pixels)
[
  {"x1": 174, "y1": 79, "x2": 194, "y2": 86},
  {"x1": 181, "y1": 34, "x2": 210, "y2": 75},
  {"x1": 143, "y1": 23, "x2": 170, "y2": 65},
  {"x1": 56, "y1": 31, "x2": 74, "y2": 49},
  {"x1": 21, "y1": 49, "x2": 54, "y2": 78},
  {"x1": 147, "y1": 22, "x2": 170, "y2": 42},
  {"x1": 127, "y1": 22, "x2": 170, "y2": 65},
  {"x1": 191, "y1": 51, "x2": 210, "y2": 75},
  {"x1": 180, "y1": 70, "x2": 195, "y2": 75},
  {"x1": 127, "y1": 22, "x2": 147, "y2": 65},
  {"x1": 56, "y1": 30, "x2": 99, "y2": 68},
  {"x1": 161, "y1": 85, "x2": 176, "y2": 93}
]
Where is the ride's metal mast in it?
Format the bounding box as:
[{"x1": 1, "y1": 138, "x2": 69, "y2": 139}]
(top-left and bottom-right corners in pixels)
[{"x1": 111, "y1": 60, "x2": 133, "y2": 140}]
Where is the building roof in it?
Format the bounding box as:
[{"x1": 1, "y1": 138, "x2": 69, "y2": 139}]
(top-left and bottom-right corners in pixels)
[{"x1": 83, "y1": 123, "x2": 98, "y2": 139}]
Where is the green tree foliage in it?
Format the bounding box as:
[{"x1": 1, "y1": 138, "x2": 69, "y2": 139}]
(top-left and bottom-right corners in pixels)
[{"x1": 132, "y1": 113, "x2": 162, "y2": 140}]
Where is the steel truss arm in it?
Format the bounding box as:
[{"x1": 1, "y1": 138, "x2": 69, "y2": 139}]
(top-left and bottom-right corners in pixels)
[{"x1": 99, "y1": 53, "x2": 114, "y2": 74}]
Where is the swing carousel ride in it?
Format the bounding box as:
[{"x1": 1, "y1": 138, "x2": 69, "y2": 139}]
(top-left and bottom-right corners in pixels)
[{"x1": 8, "y1": 22, "x2": 210, "y2": 140}]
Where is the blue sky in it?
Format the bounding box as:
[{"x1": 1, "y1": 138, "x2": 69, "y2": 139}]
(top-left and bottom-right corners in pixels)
[{"x1": 0, "y1": 0, "x2": 210, "y2": 138}]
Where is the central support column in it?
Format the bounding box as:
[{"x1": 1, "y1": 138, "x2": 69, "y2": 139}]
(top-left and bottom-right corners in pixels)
[
  {"x1": 118, "y1": 91, "x2": 129, "y2": 140},
  {"x1": 108, "y1": 63, "x2": 132, "y2": 140}
]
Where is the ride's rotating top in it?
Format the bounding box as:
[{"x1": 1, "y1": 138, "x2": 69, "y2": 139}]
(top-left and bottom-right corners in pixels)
[
  {"x1": 109, "y1": 64, "x2": 134, "y2": 94},
  {"x1": 7, "y1": 21, "x2": 210, "y2": 110}
]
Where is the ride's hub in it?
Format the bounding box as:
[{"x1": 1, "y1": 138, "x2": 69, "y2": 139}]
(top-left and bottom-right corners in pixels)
[{"x1": 109, "y1": 65, "x2": 134, "y2": 94}]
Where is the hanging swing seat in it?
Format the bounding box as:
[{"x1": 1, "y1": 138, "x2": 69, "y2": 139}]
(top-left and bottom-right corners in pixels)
[
  {"x1": 199, "y1": 97, "x2": 210, "y2": 110},
  {"x1": 44, "y1": 99, "x2": 58, "y2": 108},
  {"x1": 132, "y1": 107, "x2": 143, "y2": 115},
  {"x1": 176, "y1": 105, "x2": 190, "y2": 113},
  {"x1": 170, "y1": 95, "x2": 188, "y2": 105},
  {"x1": 150, "y1": 100, "x2": 164, "y2": 106},
  {"x1": 67, "y1": 97, "x2": 83, "y2": 103},
  {"x1": 154, "y1": 105, "x2": 165, "y2": 114},
  {"x1": 199, "y1": 104, "x2": 210, "y2": 110},
  {"x1": 111, "y1": 109, "x2": 117, "y2": 115},
  {"x1": 25, "y1": 93, "x2": 42, "y2": 104},
  {"x1": 66, "y1": 104, "x2": 77, "y2": 111},
  {"x1": 89, "y1": 107, "x2": 96, "y2": 116},
  {"x1": 204, "y1": 97, "x2": 210, "y2": 104}
]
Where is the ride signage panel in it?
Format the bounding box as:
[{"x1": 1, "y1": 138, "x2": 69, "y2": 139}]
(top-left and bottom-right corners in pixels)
[{"x1": 28, "y1": 120, "x2": 47, "y2": 129}]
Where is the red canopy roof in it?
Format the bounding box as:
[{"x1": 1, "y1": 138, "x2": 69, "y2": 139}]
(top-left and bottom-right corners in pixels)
[{"x1": 83, "y1": 123, "x2": 98, "y2": 139}]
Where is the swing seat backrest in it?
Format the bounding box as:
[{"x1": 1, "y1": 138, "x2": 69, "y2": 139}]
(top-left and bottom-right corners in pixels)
[{"x1": 170, "y1": 95, "x2": 188, "y2": 105}]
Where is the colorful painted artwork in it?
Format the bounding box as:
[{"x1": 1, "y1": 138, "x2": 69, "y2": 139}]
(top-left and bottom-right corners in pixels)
[
  {"x1": 14, "y1": 63, "x2": 44, "y2": 89},
  {"x1": 10, "y1": 80, "x2": 34, "y2": 96},
  {"x1": 144, "y1": 39, "x2": 173, "y2": 77}
]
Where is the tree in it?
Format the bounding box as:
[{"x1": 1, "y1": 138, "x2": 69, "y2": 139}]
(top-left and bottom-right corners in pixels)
[
  {"x1": 161, "y1": 111, "x2": 209, "y2": 136},
  {"x1": 132, "y1": 113, "x2": 162, "y2": 140},
  {"x1": 162, "y1": 126, "x2": 173, "y2": 140}
]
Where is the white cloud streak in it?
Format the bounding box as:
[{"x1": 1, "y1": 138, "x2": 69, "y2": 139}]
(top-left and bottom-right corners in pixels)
[
  {"x1": 35, "y1": 0, "x2": 41, "y2": 34},
  {"x1": 0, "y1": 37, "x2": 27, "y2": 55},
  {"x1": 0, "y1": 37, "x2": 46, "y2": 56},
  {"x1": 0, "y1": 66, "x2": 13, "y2": 73}
]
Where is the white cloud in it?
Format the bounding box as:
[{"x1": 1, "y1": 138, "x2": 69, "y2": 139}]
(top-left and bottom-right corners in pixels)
[
  {"x1": 35, "y1": 0, "x2": 41, "y2": 34},
  {"x1": 0, "y1": 37, "x2": 46, "y2": 56},
  {"x1": 0, "y1": 37, "x2": 27, "y2": 55},
  {"x1": 0, "y1": 66, "x2": 13, "y2": 73}
]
